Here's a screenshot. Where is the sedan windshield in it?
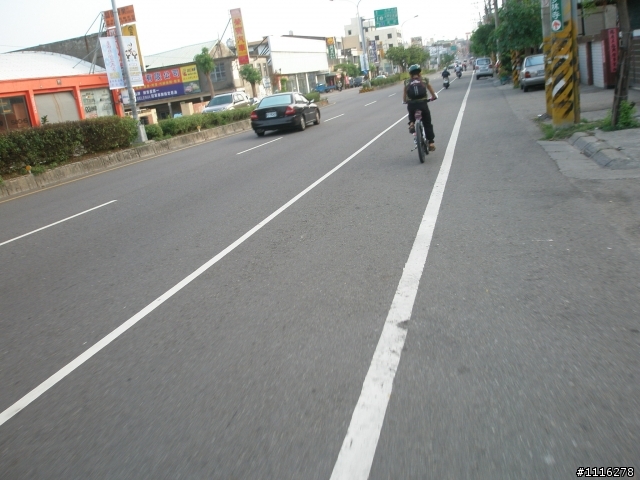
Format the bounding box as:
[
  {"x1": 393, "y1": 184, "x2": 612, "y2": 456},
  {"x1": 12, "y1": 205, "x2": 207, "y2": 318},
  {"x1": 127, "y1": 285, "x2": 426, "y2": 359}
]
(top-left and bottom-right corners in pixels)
[
  {"x1": 258, "y1": 95, "x2": 293, "y2": 108},
  {"x1": 208, "y1": 94, "x2": 233, "y2": 106}
]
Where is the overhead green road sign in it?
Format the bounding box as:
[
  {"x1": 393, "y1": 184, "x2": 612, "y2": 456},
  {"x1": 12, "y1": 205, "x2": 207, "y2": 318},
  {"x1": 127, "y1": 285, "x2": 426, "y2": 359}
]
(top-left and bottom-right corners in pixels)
[{"x1": 374, "y1": 7, "x2": 398, "y2": 28}]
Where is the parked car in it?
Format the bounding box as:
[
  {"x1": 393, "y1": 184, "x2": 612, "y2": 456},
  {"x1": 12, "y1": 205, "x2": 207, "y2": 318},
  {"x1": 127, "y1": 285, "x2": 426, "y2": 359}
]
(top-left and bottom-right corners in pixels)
[
  {"x1": 203, "y1": 92, "x2": 251, "y2": 113},
  {"x1": 352, "y1": 76, "x2": 364, "y2": 87},
  {"x1": 519, "y1": 53, "x2": 545, "y2": 92},
  {"x1": 314, "y1": 83, "x2": 336, "y2": 93},
  {"x1": 475, "y1": 57, "x2": 494, "y2": 80},
  {"x1": 250, "y1": 92, "x2": 321, "y2": 136},
  {"x1": 374, "y1": 74, "x2": 387, "y2": 80}
]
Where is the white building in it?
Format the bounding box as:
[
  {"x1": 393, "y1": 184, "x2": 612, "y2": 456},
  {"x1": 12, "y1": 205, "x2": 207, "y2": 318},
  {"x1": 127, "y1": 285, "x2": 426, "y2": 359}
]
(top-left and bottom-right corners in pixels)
[{"x1": 342, "y1": 18, "x2": 403, "y2": 74}]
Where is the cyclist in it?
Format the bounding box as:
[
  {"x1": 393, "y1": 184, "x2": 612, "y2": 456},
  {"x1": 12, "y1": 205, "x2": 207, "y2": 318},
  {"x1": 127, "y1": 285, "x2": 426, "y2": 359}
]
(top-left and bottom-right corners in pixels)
[{"x1": 403, "y1": 64, "x2": 437, "y2": 151}]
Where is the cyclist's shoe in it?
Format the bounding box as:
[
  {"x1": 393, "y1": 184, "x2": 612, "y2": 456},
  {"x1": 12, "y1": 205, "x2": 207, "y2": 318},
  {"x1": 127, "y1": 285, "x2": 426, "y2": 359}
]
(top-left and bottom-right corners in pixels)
[
  {"x1": 429, "y1": 143, "x2": 436, "y2": 151},
  {"x1": 413, "y1": 135, "x2": 417, "y2": 146},
  {"x1": 408, "y1": 122, "x2": 415, "y2": 134}
]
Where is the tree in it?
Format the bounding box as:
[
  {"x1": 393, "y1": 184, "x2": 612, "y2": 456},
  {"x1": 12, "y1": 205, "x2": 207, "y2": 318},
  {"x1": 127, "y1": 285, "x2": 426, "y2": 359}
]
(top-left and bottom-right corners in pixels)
[
  {"x1": 612, "y1": 0, "x2": 632, "y2": 126},
  {"x1": 385, "y1": 45, "x2": 427, "y2": 71},
  {"x1": 470, "y1": 23, "x2": 496, "y2": 58},
  {"x1": 334, "y1": 62, "x2": 360, "y2": 77},
  {"x1": 239, "y1": 64, "x2": 262, "y2": 98},
  {"x1": 494, "y1": 0, "x2": 542, "y2": 53},
  {"x1": 194, "y1": 47, "x2": 215, "y2": 99},
  {"x1": 440, "y1": 53, "x2": 456, "y2": 69}
]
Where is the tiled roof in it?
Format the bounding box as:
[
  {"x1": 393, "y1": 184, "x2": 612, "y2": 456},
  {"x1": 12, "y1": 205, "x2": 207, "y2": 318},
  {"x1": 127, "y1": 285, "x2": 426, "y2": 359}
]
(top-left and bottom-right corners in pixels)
[{"x1": 0, "y1": 51, "x2": 105, "y2": 81}]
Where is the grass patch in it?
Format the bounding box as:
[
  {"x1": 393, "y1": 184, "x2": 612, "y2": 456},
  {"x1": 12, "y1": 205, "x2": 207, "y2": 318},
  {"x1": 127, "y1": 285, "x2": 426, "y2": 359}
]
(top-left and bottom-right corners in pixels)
[{"x1": 538, "y1": 118, "x2": 603, "y2": 140}]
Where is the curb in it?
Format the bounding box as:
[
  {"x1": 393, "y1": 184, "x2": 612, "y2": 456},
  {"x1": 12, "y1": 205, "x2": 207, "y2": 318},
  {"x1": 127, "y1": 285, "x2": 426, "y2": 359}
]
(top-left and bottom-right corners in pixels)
[
  {"x1": 568, "y1": 132, "x2": 640, "y2": 170},
  {"x1": 0, "y1": 119, "x2": 252, "y2": 200}
]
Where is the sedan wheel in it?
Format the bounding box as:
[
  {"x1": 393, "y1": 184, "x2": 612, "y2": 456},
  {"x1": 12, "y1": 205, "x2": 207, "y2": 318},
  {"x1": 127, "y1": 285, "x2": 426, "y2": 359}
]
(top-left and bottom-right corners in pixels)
[
  {"x1": 255, "y1": 129, "x2": 265, "y2": 137},
  {"x1": 313, "y1": 110, "x2": 320, "y2": 125},
  {"x1": 298, "y1": 114, "x2": 306, "y2": 131},
  {"x1": 523, "y1": 85, "x2": 529, "y2": 92}
]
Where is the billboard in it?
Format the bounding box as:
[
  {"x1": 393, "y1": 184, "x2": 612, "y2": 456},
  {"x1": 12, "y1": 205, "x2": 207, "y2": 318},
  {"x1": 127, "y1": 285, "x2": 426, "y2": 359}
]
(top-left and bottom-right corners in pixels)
[
  {"x1": 268, "y1": 36, "x2": 328, "y2": 75},
  {"x1": 103, "y1": 5, "x2": 136, "y2": 28},
  {"x1": 127, "y1": 64, "x2": 201, "y2": 103},
  {"x1": 230, "y1": 8, "x2": 250, "y2": 65}
]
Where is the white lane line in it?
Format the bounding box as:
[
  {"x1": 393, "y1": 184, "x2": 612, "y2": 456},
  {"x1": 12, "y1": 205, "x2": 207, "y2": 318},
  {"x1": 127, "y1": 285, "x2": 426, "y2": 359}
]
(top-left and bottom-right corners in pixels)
[
  {"x1": 364, "y1": 101, "x2": 377, "y2": 106},
  {"x1": 324, "y1": 114, "x2": 345, "y2": 122},
  {"x1": 388, "y1": 93, "x2": 396, "y2": 97},
  {"x1": 330, "y1": 72, "x2": 474, "y2": 480},
  {"x1": 237, "y1": 137, "x2": 282, "y2": 155},
  {"x1": 0, "y1": 200, "x2": 117, "y2": 247},
  {"x1": 0, "y1": 115, "x2": 409, "y2": 430}
]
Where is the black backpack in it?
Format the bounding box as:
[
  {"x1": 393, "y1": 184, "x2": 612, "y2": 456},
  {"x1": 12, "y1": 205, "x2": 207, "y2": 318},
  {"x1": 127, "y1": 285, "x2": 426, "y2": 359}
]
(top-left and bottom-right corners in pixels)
[{"x1": 406, "y1": 79, "x2": 427, "y2": 100}]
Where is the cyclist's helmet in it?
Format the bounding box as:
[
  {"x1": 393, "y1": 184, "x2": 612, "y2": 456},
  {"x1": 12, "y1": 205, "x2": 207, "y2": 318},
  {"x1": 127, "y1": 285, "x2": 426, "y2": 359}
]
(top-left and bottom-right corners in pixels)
[{"x1": 408, "y1": 64, "x2": 421, "y2": 74}]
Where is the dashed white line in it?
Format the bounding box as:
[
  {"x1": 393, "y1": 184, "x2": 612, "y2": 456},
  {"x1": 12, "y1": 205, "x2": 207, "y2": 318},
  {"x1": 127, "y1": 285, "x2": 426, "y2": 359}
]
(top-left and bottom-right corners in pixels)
[
  {"x1": 324, "y1": 114, "x2": 345, "y2": 122},
  {"x1": 329, "y1": 72, "x2": 474, "y2": 480},
  {"x1": 0, "y1": 114, "x2": 410, "y2": 430},
  {"x1": 388, "y1": 93, "x2": 396, "y2": 97},
  {"x1": 364, "y1": 101, "x2": 377, "y2": 106},
  {"x1": 237, "y1": 137, "x2": 282, "y2": 155},
  {"x1": 0, "y1": 200, "x2": 117, "y2": 247}
]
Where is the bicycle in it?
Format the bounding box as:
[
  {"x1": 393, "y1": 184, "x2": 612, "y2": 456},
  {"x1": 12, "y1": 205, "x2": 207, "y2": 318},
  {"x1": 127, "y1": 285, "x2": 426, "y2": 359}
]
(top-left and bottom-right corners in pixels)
[{"x1": 410, "y1": 96, "x2": 437, "y2": 164}]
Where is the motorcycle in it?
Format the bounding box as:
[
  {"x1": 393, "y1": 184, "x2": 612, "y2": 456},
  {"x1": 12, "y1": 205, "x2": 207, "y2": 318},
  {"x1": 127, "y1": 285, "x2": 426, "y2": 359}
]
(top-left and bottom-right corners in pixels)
[
  {"x1": 456, "y1": 70, "x2": 462, "y2": 79},
  {"x1": 443, "y1": 77, "x2": 450, "y2": 89}
]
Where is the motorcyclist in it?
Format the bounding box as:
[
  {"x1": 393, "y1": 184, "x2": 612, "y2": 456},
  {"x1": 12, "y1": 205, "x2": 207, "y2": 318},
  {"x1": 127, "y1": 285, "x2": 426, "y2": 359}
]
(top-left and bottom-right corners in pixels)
[
  {"x1": 455, "y1": 64, "x2": 463, "y2": 77},
  {"x1": 403, "y1": 64, "x2": 437, "y2": 152},
  {"x1": 442, "y1": 67, "x2": 451, "y2": 81}
]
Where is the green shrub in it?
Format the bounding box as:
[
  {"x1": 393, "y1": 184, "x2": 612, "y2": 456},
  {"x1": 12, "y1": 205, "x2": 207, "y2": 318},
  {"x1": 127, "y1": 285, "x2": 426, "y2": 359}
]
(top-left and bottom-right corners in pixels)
[
  {"x1": 0, "y1": 116, "x2": 139, "y2": 176},
  {"x1": 602, "y1": 101, "x2": 640, "y2": 130},
  {"x1": 79, "y1": 116, "x2": 138, "y2": 152},
  {"x1": 145, "y1": 123, "x2": 164, "y2": 140},
  {"x1": 158, "y1": 118, "x2": 177, "y2": 136}
]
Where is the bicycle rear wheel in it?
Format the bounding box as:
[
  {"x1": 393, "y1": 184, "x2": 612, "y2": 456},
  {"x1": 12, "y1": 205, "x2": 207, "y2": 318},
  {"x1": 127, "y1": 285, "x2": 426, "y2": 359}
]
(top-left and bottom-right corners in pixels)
[{"x1": 416, "y1": 119, "x2": 426, "y2": 164}]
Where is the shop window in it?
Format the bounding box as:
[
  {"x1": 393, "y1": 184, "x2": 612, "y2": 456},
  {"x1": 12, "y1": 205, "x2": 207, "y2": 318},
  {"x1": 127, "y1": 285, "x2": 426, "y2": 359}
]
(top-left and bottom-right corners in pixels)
[
  {"x1": 0, "y1": 96, "x2": 31, "y2": 132},
  {"x1": 81, "y1": 88, "x2": 115, "y2": 119}
]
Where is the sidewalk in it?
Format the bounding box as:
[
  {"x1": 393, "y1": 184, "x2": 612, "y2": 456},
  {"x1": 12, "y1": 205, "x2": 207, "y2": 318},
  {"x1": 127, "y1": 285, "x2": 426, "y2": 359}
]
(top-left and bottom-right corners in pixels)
[{"x1": 500, "y1": 81, "x2": 640, "y2": 180}]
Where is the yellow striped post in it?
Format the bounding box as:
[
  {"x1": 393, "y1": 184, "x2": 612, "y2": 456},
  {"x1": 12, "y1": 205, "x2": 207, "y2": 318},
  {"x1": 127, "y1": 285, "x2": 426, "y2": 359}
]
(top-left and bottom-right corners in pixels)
[{"x1": 550, "y1": 0, "x2": 580, "y2": 127}]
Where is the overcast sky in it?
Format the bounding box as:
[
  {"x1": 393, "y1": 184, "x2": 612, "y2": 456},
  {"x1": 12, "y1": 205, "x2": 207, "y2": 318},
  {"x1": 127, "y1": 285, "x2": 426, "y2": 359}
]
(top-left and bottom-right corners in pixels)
[{"x1": 0, "y1": 0, "x2": 481, "y2": 56}]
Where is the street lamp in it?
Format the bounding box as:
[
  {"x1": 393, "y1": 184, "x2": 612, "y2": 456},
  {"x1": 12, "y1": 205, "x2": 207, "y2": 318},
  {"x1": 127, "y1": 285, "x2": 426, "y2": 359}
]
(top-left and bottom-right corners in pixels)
[
  {"x1": 330, "y1": 0, "x2": 369, "y2": 74},
  {"x1": 401, "y1": 15, "x2": 419, "y2": 30}
]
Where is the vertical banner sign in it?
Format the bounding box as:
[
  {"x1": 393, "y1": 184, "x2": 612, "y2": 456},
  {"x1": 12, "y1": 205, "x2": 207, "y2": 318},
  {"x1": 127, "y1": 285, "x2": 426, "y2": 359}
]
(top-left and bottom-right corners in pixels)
[
  {"x1": 230, "y1": 8, "x2": 250, "y2": 65},
  {"x1": 121, "y1": 36, "x2": 144, "y2": 86},
  {"x1": 99, "y1": 36, "x2": 144, "y2": 88},
  {"x1": 103, "y1": 5, "x2": 136, "y2": 28},
  {"x1": 109, "y1": 24, "x2": 146, "y2": 72},
  {"x1": 369, "y1": 40, "x2": 378, "y2": 63},
  {"x1": 326, "y1": 37, "x2": 336, "y2": 59},
  {"x1": 550, "y1": 0, "x2": 562, "y2": 32},
  {"x1": 100, "y1": 37, "x2": 125, "y2": 89}
]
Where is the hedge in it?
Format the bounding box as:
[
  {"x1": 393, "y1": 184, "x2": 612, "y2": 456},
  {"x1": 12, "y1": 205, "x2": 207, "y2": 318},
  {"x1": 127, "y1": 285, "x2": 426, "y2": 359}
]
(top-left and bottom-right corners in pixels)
[
  {"x1": 0, "y1": 107, "x2": 255, "y2": 176},
  {"x1": 0, "y1": 116, "x2": 137, "y2": 176}
]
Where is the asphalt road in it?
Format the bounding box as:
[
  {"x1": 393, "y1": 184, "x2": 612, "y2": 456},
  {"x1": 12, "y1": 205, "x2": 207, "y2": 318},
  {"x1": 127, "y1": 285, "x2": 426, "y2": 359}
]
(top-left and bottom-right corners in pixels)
[{"x1": 1, "y1": 74, "x2": 638, "y2": 479}]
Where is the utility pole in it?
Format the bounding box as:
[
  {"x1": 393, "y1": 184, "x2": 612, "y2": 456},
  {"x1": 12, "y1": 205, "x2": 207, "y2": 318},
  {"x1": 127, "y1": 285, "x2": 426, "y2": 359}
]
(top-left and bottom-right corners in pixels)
[
  {"x1": 111, "y1": 0, "x2": 147, "y2": 143},
  {"x1": 493, "y1": 0, "x2": 500, "y2": 63},
  {"x1": 549, "y1": 0, "x2": 580, "y2": 127},
  {"x1": 541, "y1": 0, "x2": 552, "y2": 116}
]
